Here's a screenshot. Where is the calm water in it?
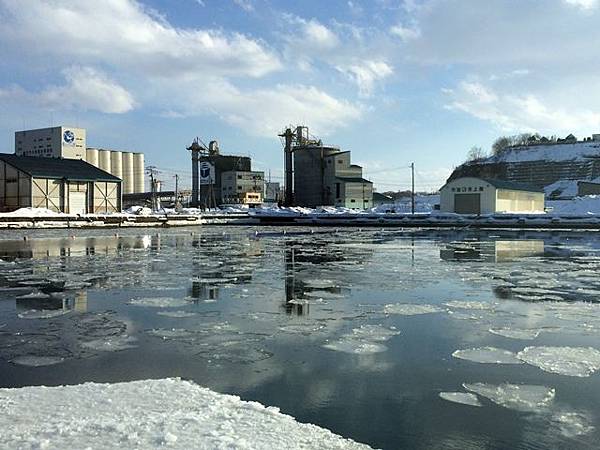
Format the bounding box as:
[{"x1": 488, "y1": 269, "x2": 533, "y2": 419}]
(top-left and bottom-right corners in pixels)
[{"x1": 1, "y1": 226, "x2": 600, "y2": 449}]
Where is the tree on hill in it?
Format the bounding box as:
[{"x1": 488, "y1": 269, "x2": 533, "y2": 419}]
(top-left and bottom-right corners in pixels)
[{"x1": 466, "y1": 146, "x2": 486, "y2": 162}]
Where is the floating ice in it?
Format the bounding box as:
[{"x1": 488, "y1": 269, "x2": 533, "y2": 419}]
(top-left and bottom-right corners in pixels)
[
  {"x1": 157, "y1": 311, "x2": 197, "y2": 318},
  {"x1": 147, "y1": 328, "x2": 198, "y2": 340},
  {"x1": 80, "y1": 335, "x2": 137, "y2": 352},
  {"x1": 18, "y1": 309, "x2": 71, "y2": 319},
  {"x1": 128, "y1": 297, "x2": 189, "y2": 308},
  {"x1": 517, "y1": 346, "x2": 600, "y2": 377},
  {"x1": 551, "y1": 411, "x2": 595, "y2": 437},
  {"x1": 303, "y1": 290, "x2": 345, "y2": 299},
  {"x1": 463, "y1": 383, "x2": 555, "y2": 413},
  {"x1": 439, "y1": 392, "x2": 482, "y2": 407},
  {"x1": 489, "y1": 327, "x2": 540, "y2": 340},
  {"x1": 384, "y1": 303, "x2": 442, "y2": 316},
  {"x1": 444, "y1": 301, "x2": 496, "y2": 310},
  {"x1": 323, "y1": 325, "x2": 400, "y2": 354},
  {"x1": 452, "y1": 347, "x2": 523, "y2": 364},
  {"x1": 11, "y1": 355, "x2": 64, "y2": 367},
  {"x1": 304, "y1": 279, "x2": 339, "y2": 289}
]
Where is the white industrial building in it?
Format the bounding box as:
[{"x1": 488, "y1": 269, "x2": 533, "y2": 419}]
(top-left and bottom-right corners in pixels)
[
  {"x1": 440, "y1": 177, "x2": 544, "y2": 214},
  {"x1": 221, "y1": 170, "x2": 264, "y2": 205},
  {"x1": 15, "y1": 126, "x2": 144, "y2": 194}
]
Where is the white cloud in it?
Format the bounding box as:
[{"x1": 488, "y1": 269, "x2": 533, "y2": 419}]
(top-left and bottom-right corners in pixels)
[
  {"x1": 232, "y1": 0, "x2": 253, "y2": 12},
  {"x1": 0, "y1": 67, "x2": 135, "y2": 114},
  {"x1": 336, "y1": 60, "x2": 394, "y2": 97},
  {"x1": 299, "y1": 18, "x2": 340, "y2": 50},
  {"x1": 564, "y1": 0, "x2": 599, "y2": 10},
  {"x1": 41, "y1": 67, "x2": 135, "y2": 114},
  {"x1": 390, "y1": 22, "x2": 421, "y2": 42},
  {"x1": 0, "y1": 0, "x2": 281, "y2": 79},
  {"x1": 444, "y1": 80, "x2": 600, "y2": 135},
  {"x1": 162, "y1": 79, "x2": 363, "y2": 137}
]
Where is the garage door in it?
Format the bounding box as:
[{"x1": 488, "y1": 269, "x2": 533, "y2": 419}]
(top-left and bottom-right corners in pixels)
[
  {"x1": 455, "y1": 193, "x2": 480, "y2": 214},
  {"x1": 69, "y1": 191, "x2": 87, "y2": 215}
]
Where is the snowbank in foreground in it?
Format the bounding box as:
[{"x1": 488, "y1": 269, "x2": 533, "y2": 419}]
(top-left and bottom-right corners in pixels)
[
  {"x1": 0, "y1": 378, "x2": 372, "y2": 450},
  {"x1": 0, "y1": 207, "x2": 69, "y2": 217}
]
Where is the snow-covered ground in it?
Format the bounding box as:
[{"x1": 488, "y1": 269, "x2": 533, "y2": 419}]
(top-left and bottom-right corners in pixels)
[{"x1": 0, "y1": 378, "x2": 372, "y2": 450}]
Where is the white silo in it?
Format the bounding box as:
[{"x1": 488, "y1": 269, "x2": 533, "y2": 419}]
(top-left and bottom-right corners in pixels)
[
  {"x1": 133, "y1": 153, "x2": 145, "y2": 193},
  {"x1": 86, "y1": 148, "x2": 99, "y2": 168},
  {"x1": 99, "y1": 150, "x2": 112, "y2": 173},
  {"x1": 111, "y1": 151, "x2": 123, "y2": 180},
  {"x1": 122, "y1": 152, "x2": 134, "y2": 194}
]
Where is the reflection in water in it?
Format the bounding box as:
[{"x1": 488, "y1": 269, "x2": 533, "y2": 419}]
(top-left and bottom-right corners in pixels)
[{"x1": 1, "y1": 229, "x2": 600, "y2": 450}]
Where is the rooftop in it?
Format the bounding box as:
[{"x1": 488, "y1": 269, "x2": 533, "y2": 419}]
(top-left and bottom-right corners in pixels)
[
  {"x1": 336, "y1": 176, "x2": 373, "y2": 184},
  {"x1": 0, "y1": 153, "x2": 121, "y2": 182}
]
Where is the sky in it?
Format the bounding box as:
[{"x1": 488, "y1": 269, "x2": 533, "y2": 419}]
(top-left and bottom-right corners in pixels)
[{"x1": 1, "y1": 0, "x2": 600, "y2": 192}]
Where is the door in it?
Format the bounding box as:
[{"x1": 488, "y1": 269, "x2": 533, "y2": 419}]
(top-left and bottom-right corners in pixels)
[
  {"x1": 69, "y1": 191, "x2": 87, "y2": 215},
  {"x1": 455, "y1": 193, "x2": 480, "y2": 214}
]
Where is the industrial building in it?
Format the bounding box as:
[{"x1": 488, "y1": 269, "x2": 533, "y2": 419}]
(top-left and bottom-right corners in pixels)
[
  {"x1": 187, "y1": 138, "x2": 258, "y2": 207},
  {"x1": 221, "y1": 170, "x2": 264, "y2": 205},
  {"x1": 440, "y1": 177, "x2": 544, "y2": 214},
  {"x1": 0, "y1": 153, "x2": 121, "y2": 214},
  {"x1": 15, "y1": 126, "x2": 144, "y2": 194},
  {"x1": 281, "y1": 126, "x2": 373, "y2": 209}
]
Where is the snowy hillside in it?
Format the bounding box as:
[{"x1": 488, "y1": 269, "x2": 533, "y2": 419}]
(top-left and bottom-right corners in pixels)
[{"x1": 482, "y1": 141, "x2": 600, "y2": 164}]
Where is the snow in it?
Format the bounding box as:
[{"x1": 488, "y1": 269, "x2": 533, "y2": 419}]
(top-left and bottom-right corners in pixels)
[
  {"x1": 0, "y1": 207, "x2": 68, "y2": 217},
  {"x1": 452, "y1": 347, "x2": 523, "y2": 364},
  {"x1": 544, "y1": 180, "x2": 579, "y2": 198},
  {"x1": 10, "y1": 356, "x2": 65, "y2": 367},
  {"x1": 444, "y1": 301, "x2": 496, "y2": 310},
  {"x1": 482, "y1": 141, "x2": 600, "y2": 164},
  {"x1": 517, "y1": 346, "x2": 600, "y2": 377},
  {"x1": 439, "y1": 392, "x2": 482, "y2": 407},
  {"x1": 462, "y1": 383, "x2": 555, "y2": 413},
  {"x1": 547, "y1": 196, "x2": 600, "y2": 215},
  {"x1": 0, "y1": 378, "x2": 372, "y2": 450},
  {"x1": 383, "y1": 303, "x2": 443, "y2": 315}
]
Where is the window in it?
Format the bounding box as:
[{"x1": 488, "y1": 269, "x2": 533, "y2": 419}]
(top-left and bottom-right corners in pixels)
[
  {"x1": 350, "y1": 199, "x2": 356, "y2": 203},
  {"x1": 338, "y1": 160, "x2": 342, "y2": 164},
  {"x1": 237, "y1": 175, "x2": 242, "y2": 179},
  {"x1": 238, "y1": 186, "x2": 242, "y2": 190},
  {"x1": 468, "y1": 187, "x2": 472, "y2": 191},
  {"x1": 335, "y1": 183, "x2": 341, "y2": 199},
  {"x1": 451, "y1": 188, "x2": 455, "y2": 192},
  {"x1": 479, "y1": 187, "x2": 484, "y2": 191}
]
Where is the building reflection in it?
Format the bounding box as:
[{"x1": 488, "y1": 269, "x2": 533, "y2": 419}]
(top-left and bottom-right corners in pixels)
[
  {"x1": 15, "y1": 290, "x2": 88, "y2": 316},
  {"x1": 440, "y1": 239, "x2": 545, "y2": 263}
]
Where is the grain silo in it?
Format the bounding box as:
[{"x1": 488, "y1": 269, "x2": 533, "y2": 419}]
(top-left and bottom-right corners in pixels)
[
  {"x1": 86, "y1": 148, "x2": 99, "y2": 167},
  {"x1": 110, "y1": 151, "x2": 123, "y2": 181},
  {"x1": 122, "y1": 152, "x2": 134, "y2": 194},
  {"x1": 133, "y1": 152, "x2": 145, "y2": 193},
  {"x1": 99, "y1": 150, "x2": 111, "y2": 173}
]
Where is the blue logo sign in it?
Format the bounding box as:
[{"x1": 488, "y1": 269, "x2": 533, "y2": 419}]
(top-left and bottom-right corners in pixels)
[{"x1": 63, "y1": 130, "x2": 75, "y2": 144}]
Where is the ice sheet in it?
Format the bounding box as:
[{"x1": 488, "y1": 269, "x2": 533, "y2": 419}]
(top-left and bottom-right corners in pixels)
[
  {"x1": 517, "y1": 346, "x2": 600, "y2": 377},
  {"x1": 452, "y1": 347, "x2": 523, "y2": 364},
  {"x1": 128, "y1": 297, "x2": 189, "y2": 308},
  {"x1": 384, "y1": 303, "x2": 443, "y2": 315},
  {"x1": 463, "y1": 383, "x2": 555, "y2": 413},
  {"x1": 439, "y1": 392, "x2": 482, "y2": 407},
  {"x1": 489, "y1": 328, "x2": 541, "y2": 340}
]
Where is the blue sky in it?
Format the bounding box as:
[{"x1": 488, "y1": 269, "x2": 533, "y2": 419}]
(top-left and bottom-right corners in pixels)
[{"x1": 1, "y1": 0, "x2": 600, "y2": 192}]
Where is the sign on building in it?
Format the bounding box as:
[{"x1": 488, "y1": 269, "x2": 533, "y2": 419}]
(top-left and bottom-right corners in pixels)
[{"x1": 200, "y1": 161, "x2": 215, "y2": 185}]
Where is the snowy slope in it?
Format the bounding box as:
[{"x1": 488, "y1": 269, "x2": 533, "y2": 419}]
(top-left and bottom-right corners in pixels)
[
  {"x1": 0, "y1": 378, "x2": 373, "y2": 450},
  {"x1": 485, "y1": 141, "x2": 600, "y2": 164}
]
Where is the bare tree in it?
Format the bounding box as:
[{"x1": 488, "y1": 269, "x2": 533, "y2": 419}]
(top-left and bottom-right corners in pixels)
[{"x1": 466, "y1": 146, "x2": 486, "y2": 162}]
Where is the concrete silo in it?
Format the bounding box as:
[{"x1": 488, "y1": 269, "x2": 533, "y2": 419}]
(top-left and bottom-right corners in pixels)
[
  {"x1": 110, "y1": 151, "x2": 123, "y2": 181},
  {"x1": 133, "y1": 153, "x2": 145, "y2": 193},
  {"x1": 99, "y1": 150, "x2": 112, "y2": 173},
  {"x1": 85, "y1": 148, "x2": 99, "y2": 168},
  {"x1": 121, "y1": 152, "x2": 134, "y2": 194}
]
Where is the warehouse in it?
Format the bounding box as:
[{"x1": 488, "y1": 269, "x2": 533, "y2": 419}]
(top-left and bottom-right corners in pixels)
[
  {"x1": 439, "y1": 177, "x2": 544, "y2": 214},
  {"x1": 0, "y1": 154, "x2": 121, "y2": 214}
]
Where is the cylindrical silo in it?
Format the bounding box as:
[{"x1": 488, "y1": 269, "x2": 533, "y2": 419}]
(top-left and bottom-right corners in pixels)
[
  {"x1": 122, "y1": 152, "x2": 134, "y2": 194},
  {"x1": 86, "y1": 148, "x2": 99, "y2": 168},
  {"x1": 110, "y1": 151, "x2": 123, "y2": 180},
  {"x1": 99, "y1": 150, "x2": 111, "y2": 173},
  {"x1": 133, "y1": 153, "x2": 145, "y2": 193}
]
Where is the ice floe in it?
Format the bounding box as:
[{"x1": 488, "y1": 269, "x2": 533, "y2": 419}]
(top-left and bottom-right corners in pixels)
[
  {"x1": 80, "y1": 335, "x2": 137, "y2": 352},
  {"x1": 128, "y1": 297, "x2": 189, "y2": 308},
  {"x1": 517, "y1": 346, "x2": 600, "y2": 377},
  {"x1": 551, "y1": 411, "x2": 595, "y2": 438},
  {"x1": 10, "y1": 355, "x2": 65, "y2": 367},
  {"x1": 156, "y1": 311, "x2": 197, "y2": 318},
  {"x1": 439, "y1": 392, "x2": 482, "y2": 407},
  {"x1": 383, "y1": 303, "x2": 443, "y2": 315},
  {"x1": 463, "y1": 383, "x2": 555, "y2": 413},
  {"x1": 444, "y1": 301, "x2": 496, "y2": 310},
  {"x1": 323, "y1": 325, "x2": 400, "y2": 354},
  {"x1": 452, "y1": 347, "x2": 523, "y2": 364},
  {"x1": 17, "y1": 309, "x2": 71, "y2": 320},
  {"x1": 489, "y1": 327, "x2": 541, "y2": 340}
]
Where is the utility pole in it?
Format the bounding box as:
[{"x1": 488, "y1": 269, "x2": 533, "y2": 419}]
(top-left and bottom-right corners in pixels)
[
  {"x1": 411, "y1": 162, "x2": 415, "y2": 215},
  {"x1": 174, "y1": 174, "x2": 179, "y2": 198}
]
